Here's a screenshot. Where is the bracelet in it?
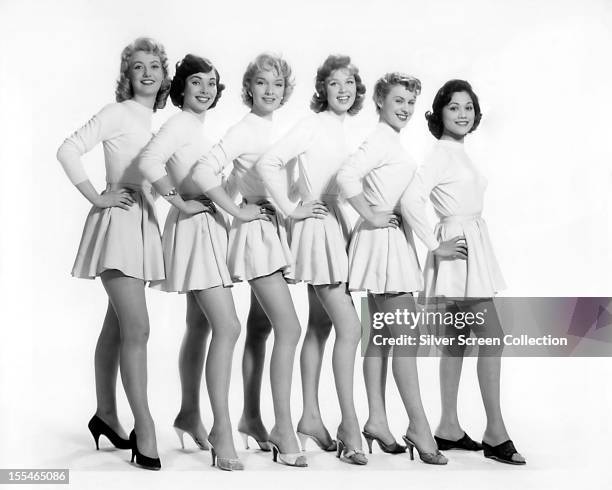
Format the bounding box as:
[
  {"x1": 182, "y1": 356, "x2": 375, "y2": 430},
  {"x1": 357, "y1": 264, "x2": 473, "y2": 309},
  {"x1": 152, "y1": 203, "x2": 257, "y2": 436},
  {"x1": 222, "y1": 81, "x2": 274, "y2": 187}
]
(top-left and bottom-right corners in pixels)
[{"x1": 162, "y1": 188, "x2": 178, "y2": 199}]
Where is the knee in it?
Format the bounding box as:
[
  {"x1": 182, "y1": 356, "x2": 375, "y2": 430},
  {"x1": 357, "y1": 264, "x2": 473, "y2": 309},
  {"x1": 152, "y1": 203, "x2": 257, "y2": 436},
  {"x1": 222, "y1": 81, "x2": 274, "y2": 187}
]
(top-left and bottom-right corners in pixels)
[
  {"x1": 278, "y1": 321, "x2": 302, "y2": 346},
  {"x1": 227, "y1": 317, "x2": 242, "y2": 343},
  {"x1": 442, "y1": 343, "x2": 466, "y2": 358},
  {"x1": 336, "y1": 324, "x2": 361, "y2": 347},
  {"x1": 185, "y1": 315, "x2": 210, "y2": 338},
  {"x1": 119, "y1": 317, "x2": 150, "y2": 345},
  {"x1": 306, "y1": 319, "x2": 332, "y2": 342},
  {"x1": 246, "y1": 314, "x2": 272, "y2": 341},
  {"x1": 478, "y1": 343, "x2": 504, "y2": 358}
]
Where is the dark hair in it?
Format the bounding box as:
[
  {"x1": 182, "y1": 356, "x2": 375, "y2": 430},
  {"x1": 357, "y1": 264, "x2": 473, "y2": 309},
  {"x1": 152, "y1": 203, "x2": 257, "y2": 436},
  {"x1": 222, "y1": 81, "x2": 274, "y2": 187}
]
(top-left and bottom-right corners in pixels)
[
  {"x1": 310, "y1": 54, "x2": 366, "y2": 115},
  {"x1": 169, "y1": 54, "x2": 225, "y2": 109},
  {"x1": 425, "y1": 79, "x2": 482, "y2": 139},
  {"x1": 115, "y1": 37, "x2": 171, "y2": 112},
  {"x1": 372, "y1": 72, "x2": 421, "y2": 114}
]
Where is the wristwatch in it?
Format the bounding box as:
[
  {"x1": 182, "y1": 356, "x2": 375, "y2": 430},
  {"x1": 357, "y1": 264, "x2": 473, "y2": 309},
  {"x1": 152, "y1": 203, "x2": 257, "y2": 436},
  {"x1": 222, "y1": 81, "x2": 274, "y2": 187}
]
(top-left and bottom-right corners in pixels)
[{"x1": 162, "y1": 188, "x2": 178, "y2": 199}]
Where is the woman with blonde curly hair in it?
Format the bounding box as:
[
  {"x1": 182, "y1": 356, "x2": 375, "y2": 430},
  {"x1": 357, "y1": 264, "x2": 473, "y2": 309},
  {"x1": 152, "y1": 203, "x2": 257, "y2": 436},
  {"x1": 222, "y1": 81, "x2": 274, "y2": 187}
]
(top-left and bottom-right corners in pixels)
[
  {"x1": 338, "y1": 72, "x2": 446, "y2": 465},
  {"x1": 258, "y1": 54, "x2": 368, "y2": 465},
  {"x1": 56, "y1": 37, "x2": 171, "y2": 470},
  {"x1": 192, "y1": 52, "x2": 307, "y2": 467}
]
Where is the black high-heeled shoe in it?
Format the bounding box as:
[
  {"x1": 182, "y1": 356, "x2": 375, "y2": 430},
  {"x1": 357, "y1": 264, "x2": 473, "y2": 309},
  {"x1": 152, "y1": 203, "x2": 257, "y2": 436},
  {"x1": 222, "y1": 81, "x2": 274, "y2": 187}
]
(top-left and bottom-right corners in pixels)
[
  {"x1": 362, "y1": 430, "x2": 406, "y2": 454},
  {"x1": 482, "y1": 440, "x2": 526, "y2": 465},
  {"x1": 129, "y1": 430, "x2": 161, "y2": 470},
  {"x1": 434, "y1": 432, "x2": 483, "y2": 451},
  {"x1": 87, "y1": 415, "x2": 131, "y2": 450}
]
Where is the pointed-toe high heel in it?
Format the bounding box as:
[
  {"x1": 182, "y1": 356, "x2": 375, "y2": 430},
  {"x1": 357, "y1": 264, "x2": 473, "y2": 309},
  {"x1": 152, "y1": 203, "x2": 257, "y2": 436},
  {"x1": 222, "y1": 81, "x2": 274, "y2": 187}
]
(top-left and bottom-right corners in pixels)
[
  {"x1": 173, "y1": 424, "x2": 210, "y2": 451},
  {"x1": 336, "y1": 437, "x2": 368, "y2": 465},
  {"x1": 87, "y1": 415, "x2": 131, "y2": 450},
  {"x1": 269, "y1": 440, "x2": 308, "y2": 467},
  {"x1": 482, "y1": 440, "x2": 526, "y2": 465},
  {"x1": 434, "y1": 432, "x2": 482, "y2": 451},
  {"x1": 402, "y1": 435, "x2": 447, "y2": 465},
  {"x1": 208, "y1": 440, "x2": 244, "y2": 471},
  {"x1": 297, "y1": 431, "x2": 337, "y2": 452},
  {"x1": 238, "y1": 430, "x2": 271, "y2": 452},
  {"x1": 362, "y1": 430, "x2": 406, "y2": 455},
  {"x1": 129, "y1": 430, "x2": 161, "y2": 471}
]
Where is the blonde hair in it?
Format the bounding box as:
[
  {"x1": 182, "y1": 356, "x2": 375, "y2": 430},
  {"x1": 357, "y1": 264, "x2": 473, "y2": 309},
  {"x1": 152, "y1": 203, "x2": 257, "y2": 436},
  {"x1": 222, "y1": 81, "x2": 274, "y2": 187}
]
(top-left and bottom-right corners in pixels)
[
  {"x1": 242, "y1": 53, "x2": 295, "y2": 107},
  {"x1": 115, "y1": 37, "x2": 171, "y2": 111},
  {"x1": 373, "y1": 72, "x2": 421, "y2": 114}
]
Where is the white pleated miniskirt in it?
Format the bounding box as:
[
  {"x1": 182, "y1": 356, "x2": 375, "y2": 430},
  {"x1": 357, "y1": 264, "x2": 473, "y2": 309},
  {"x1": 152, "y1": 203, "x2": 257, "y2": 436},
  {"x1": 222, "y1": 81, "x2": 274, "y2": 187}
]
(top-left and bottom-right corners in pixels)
[
  {"x1": 422, "y1": 214, "x2": 506, "y2": 299},
  {"x1": 348, "y1": 211, "x2": 423, "y2": 295},
  {"x1": 151, "y1": 195, "x2": 232, "y2": 293},
  {"x1": 227, "y1": 197, "x2": 292, "y2": 282},
  {"x1": 286, "y1": 195, "x2": 351, "y2": 285},
  {"x1": 71, "y1": 183, "x2": 164, "y2": 282}
]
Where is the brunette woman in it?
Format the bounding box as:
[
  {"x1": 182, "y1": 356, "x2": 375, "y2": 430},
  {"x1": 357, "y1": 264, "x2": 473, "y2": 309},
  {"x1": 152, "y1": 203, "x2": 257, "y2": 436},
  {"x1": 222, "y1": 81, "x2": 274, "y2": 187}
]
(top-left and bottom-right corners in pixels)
[
  {"x1": 139, "y1": 54, "x2": 258, "y2": 471},
  {"x1": 401, "y1": 79, "x2": 525, "y2": 465}
]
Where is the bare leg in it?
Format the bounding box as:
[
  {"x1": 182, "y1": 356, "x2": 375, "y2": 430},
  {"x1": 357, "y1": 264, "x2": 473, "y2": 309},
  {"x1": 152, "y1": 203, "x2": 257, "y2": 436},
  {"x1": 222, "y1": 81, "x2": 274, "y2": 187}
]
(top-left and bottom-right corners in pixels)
[
  {"x1": 174, "y1": 292, "x2": 211, "y2": 445},
  {"x1": 297, "y1": 285, "x2": 334, "y2": 445},
  {"x1": 100, "y1": 270, "x2": 157, "y2": 458},
  {"x1": 94, "y1": 300, "x2": 128, "y2": 439},
  {"x1": 380, "y1": 293, "x2": 437, "y2": 453},
  {"x1": 313, "y1": 284, "x2": 362, "y2": 450},
  {"x1": 249, "y1": 272, "x2": 301, "y2": 453},
  {"x1": 458, "y1": 300, "x2": 525, "y2": 463},
  {"x1": 238, "y1": 290, "x2": 272, "y2": 442},
  {"x1": 436, "y1": 302, "x2": 467, "y2": 440},
  {"x1": 192, "y1": 287, "x2": 241, "y2": 459},
  {"x1": 362, "y1": 294, "x2": 395, "y2": 444}
]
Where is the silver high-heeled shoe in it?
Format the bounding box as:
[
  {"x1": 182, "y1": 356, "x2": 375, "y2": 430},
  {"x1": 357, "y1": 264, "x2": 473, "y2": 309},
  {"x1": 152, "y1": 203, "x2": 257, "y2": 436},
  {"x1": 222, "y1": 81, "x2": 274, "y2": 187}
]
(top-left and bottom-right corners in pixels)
[
  {"x1": 238, "y1": 430, "x2": 271, "y2": 452},
  {"x1": 336, "y1": 437, "x2": 368, "y2": 465},
  {"x1": 297, "y1": 431, "x2": 337, "y2": 452},
  {"x1": 268, "y1": 440, "x2": 308, "y2": 467},
  {"x1": 208, "y1": 440, "x2": 244, "y2": 471},
  {"x1": 173, "y1": 424, "x2": 209, "y2": 451},
  {"x1": 402, "y1": 435, "x2": 448, "y2": 465}
]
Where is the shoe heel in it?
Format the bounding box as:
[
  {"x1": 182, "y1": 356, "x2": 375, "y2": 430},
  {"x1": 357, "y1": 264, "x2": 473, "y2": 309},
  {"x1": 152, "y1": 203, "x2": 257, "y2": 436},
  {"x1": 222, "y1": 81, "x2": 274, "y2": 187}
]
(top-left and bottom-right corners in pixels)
[
  {"x1": 272, "y1": 445, "x2": 278, "y2": 463},
  {"x1": 402, "y1": 436, "x2": 415, "y2": 461},
  {"x1": 297, "y1": 432, "x2": 308, "y2": 452},
  {"x1": 174, "y1": 427, "x2": 185, "y2": 450},
  {"x1": 363, "y1": 434, "x2": 373, "y2": 454},
  {"x1": 88, "y1": 419, "x2": 102, "y2": 450},
  {"x1": 336, "y1": 439, "x2": 344, "y2": 459},
  {"x1": 130, "y1": 449, "x2": 135, "y2": 463},
  {"x1": 239, "y1": 431, "x2": 250, "y2": 450},
  {"x1": 88, "y1": 415, "x2": 131, "y2": 451},
  {"x1": 210, "y1": 447, "x2": 217, "y2": 467}
]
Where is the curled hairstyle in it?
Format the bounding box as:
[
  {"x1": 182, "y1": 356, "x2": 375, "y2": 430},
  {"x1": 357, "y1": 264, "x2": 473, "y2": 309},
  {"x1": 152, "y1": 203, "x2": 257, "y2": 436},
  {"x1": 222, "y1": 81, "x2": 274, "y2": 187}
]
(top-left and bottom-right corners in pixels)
[
  {"x1": 425, "y1": 79, "x2": 482, "y2": 139},
  {"x1": 242, "y1": 53, "x2": 295, "y2": 108},
  {"x1": 115, "y1": 37, "x2": 171, "y2": 112},
  {"x1": 310, "y1": 54, "x2": 366, "y2": 115},
  {"x1": 373, "y1": 72, "x2": 422, "y2": 114},
  {"x1": 169, "y1": 54, "x2": 225, "y2": 109}
]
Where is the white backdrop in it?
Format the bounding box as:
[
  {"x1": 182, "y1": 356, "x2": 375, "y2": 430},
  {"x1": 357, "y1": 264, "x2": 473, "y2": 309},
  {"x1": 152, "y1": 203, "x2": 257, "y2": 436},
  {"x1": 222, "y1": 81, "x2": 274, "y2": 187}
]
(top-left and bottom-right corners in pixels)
[{"x1": 1, "y1": 0, "x2": 611, "y2": 488}]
